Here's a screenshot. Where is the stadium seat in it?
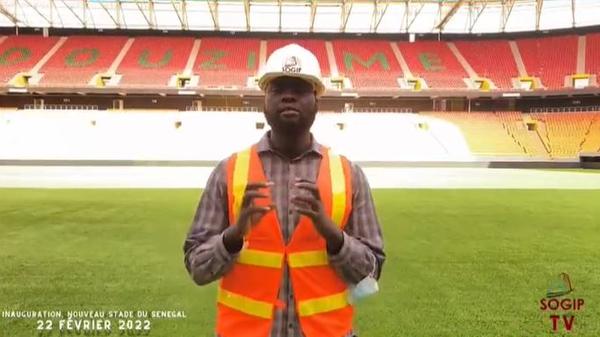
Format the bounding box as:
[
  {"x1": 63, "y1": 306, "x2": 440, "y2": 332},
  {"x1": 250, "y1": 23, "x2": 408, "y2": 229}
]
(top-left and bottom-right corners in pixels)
[
  {"x1": 331, "y1": 40, "x2": 402, "y2": 90},
  {"x1": 531, "y1": 112, "x2": 599, "y2": 157},
  {"x1": 0, "y1": 35, "x2": 59, "y2": 85},
  {"x1": 454, "y1": 40, "x2": 518, "y2": 90},
  {"x1": 516, "y1": 35, "x2": 578, "y2": 90},
  {"x1": 423, "y1": 112, "x2": 526, "y2": 156},
  {"x1": 38, "y1": 36, "x2": 128, "y2": 87},
  {"x1": 495, "y1": 111, "x2": 549, "y2": 157},
  {"x1": 193, "y1": 37, "x2": 260, "y2": 88},
  {"x1": 585, "y1": 33, "x2": 600, "y2": 83},
  {"x1": 117, "y1": 37, "x2": 194, "y2": 88},
  {"x1": 397, "y1": 41, "x2": 468, "y2": 89},
  {"x1": 580, "y1": 113, "x2": 600, "y2": 153}
]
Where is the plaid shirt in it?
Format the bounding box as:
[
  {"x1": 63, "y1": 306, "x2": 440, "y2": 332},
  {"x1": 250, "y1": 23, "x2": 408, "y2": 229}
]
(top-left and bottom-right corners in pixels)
[{"x1": 184, "y1": 132, "x2": 385, "y2": 337}]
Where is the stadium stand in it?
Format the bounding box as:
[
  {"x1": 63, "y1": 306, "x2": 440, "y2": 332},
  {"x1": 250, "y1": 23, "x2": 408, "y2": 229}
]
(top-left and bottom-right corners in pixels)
[
  {"x1": 423, "y1": 112, "x2": 526, "y2": 156},
  {"x1": 267, "y1": 39, "x2": 330, "y2": 77},
  {"x1": 0, "y1": 33, "x2": 596, "y2": 92},
  {"x1": 531, "y1": 112, "x2": 600, "y2": 157},
  {"x1": 117, "y1": 37, "x2": 194, "y2": 87},
  {"x1": 0, "y1": 35, "x2": 59, "y2": 84},
  {"x1": 0, "y1": 110, "x2": 477, "y2": 161},
  {"x1": 516, "y1": 35, "x2": 578, "y2": 89},
  {"x1": 331, "y1": 39, "x2": 402, "y2": 90},
  {"x1": 193, "y1": 37, "x2": 260, "y2": 88},
  {"x1": 495, "y1": 111, "x2": 549, "y2": 157},
  {"x1": 585, "y1": 33, "x2": 600, "y2": 81},
  {"x1": 580, "y1": 113, "x2": 600, "y2": 153},
  {"x1": 397, "y1": 41, "x2": 468, "y2": 89},
  {"x1": 38, "y1": 36, "x2": 127, "y2": 86},
  {"x1": 454, "y1": 40, "x2": 518, "y2": 89},
  {"x1": 2, "y1": 107, "x2": 598, "y2": 161}
]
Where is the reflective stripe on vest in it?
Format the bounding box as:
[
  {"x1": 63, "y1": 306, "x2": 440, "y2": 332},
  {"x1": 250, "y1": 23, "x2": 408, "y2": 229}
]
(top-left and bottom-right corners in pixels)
[
  {"x1": 288, "y1": 250, "x2": 328, "y2": 268},
  {"x1": 237, "y1": 249, "x2": 329, "y2": 269},
  {"x1": 238, "y1": 249, "x2": 283, "y2": 268},
  {"x1": 329, "y1": 152, "x2": 346, "y2": 227},
  {"x1": 297, "y1": 291, "x2": 350, "y2": 317},
  {"x1": 217, "y1": 288, "x2": 273, "y2": 319},
  {"x1": 231, "y1": 147, "x2": 252, "y2": 223}
]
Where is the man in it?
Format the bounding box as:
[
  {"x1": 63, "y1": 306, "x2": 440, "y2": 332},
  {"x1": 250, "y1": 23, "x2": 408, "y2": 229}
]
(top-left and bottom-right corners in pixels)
[{"x1": 183, "y1": 44, "x2": 385, "y2": 337}]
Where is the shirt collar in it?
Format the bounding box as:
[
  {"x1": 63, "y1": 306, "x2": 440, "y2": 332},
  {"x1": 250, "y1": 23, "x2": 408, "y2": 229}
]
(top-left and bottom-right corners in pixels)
[{"x1": 256, "y1": 131, "x2": 323, "y2": 157}]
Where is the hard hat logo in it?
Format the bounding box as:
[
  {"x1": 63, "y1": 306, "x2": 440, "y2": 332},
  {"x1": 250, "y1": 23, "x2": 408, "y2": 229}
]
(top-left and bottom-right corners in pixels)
[
  {"x1": 282, "y1": 56, "x2": 302, "y2": 74},
  {"x1": 258, "y1": 43, "x2": 326, "y2": 95}
]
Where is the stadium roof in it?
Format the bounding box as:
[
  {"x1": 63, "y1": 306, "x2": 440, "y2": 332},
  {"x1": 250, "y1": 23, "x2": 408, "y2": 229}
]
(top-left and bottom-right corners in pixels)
[{"x1": 0, "y1": 0, "x2": 599, "y2": 34}]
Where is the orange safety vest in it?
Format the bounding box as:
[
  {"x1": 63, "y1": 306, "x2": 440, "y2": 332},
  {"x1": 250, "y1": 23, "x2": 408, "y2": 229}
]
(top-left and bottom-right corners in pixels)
[{"x1": 216, "y1": 144, "x2": 354, "y2": 337}]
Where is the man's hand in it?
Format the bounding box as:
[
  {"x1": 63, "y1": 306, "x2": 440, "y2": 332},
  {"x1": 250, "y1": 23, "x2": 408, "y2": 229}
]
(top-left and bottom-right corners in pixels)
[
  {"x1": 223, "y1": 181, "x2": 274, "y2": 253},
  {"x1": 291, "y1": 178, "x2": 344, "y2": 254}
]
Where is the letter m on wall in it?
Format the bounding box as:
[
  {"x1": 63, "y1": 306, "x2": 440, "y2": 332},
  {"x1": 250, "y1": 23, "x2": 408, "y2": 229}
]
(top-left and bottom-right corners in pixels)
[{"x1": 343, "y1": 52, "x2": 390, "y2": 72}]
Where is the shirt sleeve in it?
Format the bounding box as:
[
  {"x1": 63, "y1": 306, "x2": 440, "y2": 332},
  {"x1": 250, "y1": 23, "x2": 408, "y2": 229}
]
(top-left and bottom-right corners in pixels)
[
  {"x1": 328, "y1": 162, "x2": 386, "y2": 284},
  {"x1": 183, "y1": 158, "x2": 238, "y2": 286}
]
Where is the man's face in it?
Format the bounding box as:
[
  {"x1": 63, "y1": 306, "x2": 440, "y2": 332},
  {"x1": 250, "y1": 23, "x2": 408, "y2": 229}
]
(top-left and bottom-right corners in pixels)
[{"x1": 264, "y1": 76, "x2": 318, "y2": 135}]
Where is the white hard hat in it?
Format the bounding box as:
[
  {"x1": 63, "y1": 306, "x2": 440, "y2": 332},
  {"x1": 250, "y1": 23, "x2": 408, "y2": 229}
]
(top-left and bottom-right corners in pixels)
[{"x1": 257, "y1": 43, "x2": 326, "y2": 96}]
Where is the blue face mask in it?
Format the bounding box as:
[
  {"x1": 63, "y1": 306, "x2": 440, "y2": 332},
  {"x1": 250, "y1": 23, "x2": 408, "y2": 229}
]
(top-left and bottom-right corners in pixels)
[{"x1": 348, "y1": 275, "x2": 379, "y2": 304}]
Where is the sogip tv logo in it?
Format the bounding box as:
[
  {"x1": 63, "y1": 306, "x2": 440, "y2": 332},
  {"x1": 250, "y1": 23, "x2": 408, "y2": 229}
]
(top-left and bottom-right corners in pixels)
[{"x1": 539, "y1": 273, "x2": 584, "y2": 332}]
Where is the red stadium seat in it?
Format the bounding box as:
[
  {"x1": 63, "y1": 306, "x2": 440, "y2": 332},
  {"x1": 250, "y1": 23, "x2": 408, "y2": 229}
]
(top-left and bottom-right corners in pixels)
[
  {"x1": 38, "y1": 36, "x2": 127, "y2": 87},
  {"x1": 516, "y1": 35, "x2": 578, "y2": 90},
  {"x1": 0, "y1": 35, "x2": 59, "y2": 84},
  {"x1": 397, "y1": 41, "x2": 468, "y2": 89},
  {"x1": 117, "y1": 37, "x2": 194, "y2": 88},
  {"x1": 193, "y1": 37, "x2": 260, "y2": 88},
  {"x1": 454, "y1": 40, "x2": 518, "y2": 89},
  {"x1": 585, "y1": 33, "x2": 600, "y2": 81},
  {"x1": 332, "y1": 40, "x2": 402, "y2": 90}
]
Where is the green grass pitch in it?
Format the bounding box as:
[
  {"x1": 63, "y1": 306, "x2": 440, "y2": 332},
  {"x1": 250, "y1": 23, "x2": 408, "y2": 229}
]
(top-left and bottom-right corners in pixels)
[{"x1": 1, "y1": 188, "x2": 599, "y2": 337}]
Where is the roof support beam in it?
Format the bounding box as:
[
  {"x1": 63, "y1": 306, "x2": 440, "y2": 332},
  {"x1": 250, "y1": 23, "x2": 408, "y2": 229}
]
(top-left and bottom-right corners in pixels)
[
  {"x1": 50, "y1": 0, "x2": 64, "y2": 28},
  {"x1": 278, "y1": 0, "x2": 282, "y2": 32},
  {"x1": 0, "y1": 3, "x2": 20, "y2": 25},
  {"x1": 436, "y1": 0, "x2": 466, "y2": 31},
  {"x1": 207, "y1": 0, "x2": 219, "y2": 31},
  {"x1": 49, "y1": 0, "x2": 54, "y2": 26},
  {"x1": 61, "y1": 0, "x2": 85, "y2": 27},
  {"x1": 536, "y1": 0, "x2": 543, "y2": 30},
  {"x1": 117, "y1": 0, "x2": 125, "y2": 28},
  {"x1": 402, "y1": 0, "x2": 410, "y2": 31},
  {"x1": 243, "y1": 0, "x2": 250, "y2": 31},
  {"x1": 371, "y1": 0, "x2": 390, "y2": 33},
  {"x1": 182, "y1": 0, "x2": 189, "y2": 30},
  {"x1": 406, "y1": 2, "x2": 425, "y2": 32},
  {"x1": 150, "y1": 0, "x2": 157, "y2": 29},
  {"x1": 340, "y1": 0, "x2": 353, "y2": 33},
  {"x1": 501, "y1": 0, "x2": 516, "y2": 32},
  {"x1": 171, "y1": 0, "x2": 187, "y2": 30},
  {"x1": 15, "y1": 0, "x2": 29, "y2": 26},
  {"x1": 83, "y1": 0, "x2": 92, "y2": 28},
  {"x1": 22, "y1": 0, "x2": 52, "y2": 26},
  {"x1": 135, "y1": 0, "x2": 154, "y2": 29},
  {"x1": 468, "y1": 0, "x2": 487, "y2": 33},
  {"x1": 99, "y1": 1, "x2": 120, "y2": 29},
  {"x1": 309, "y1": 0, "x2": 317, "y2": 32},
  {"x1": 571, "y1": 0, "x2": 575, "y2": 28},
  {"x1": 85, "y1": 0, "x2": 98, "y2": 28}
]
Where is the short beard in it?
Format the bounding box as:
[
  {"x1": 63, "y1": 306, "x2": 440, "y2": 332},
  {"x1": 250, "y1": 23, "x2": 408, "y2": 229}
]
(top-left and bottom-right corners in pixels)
[{"x1": 265, "y1": 105, "x2": 317, "y2": 136}]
